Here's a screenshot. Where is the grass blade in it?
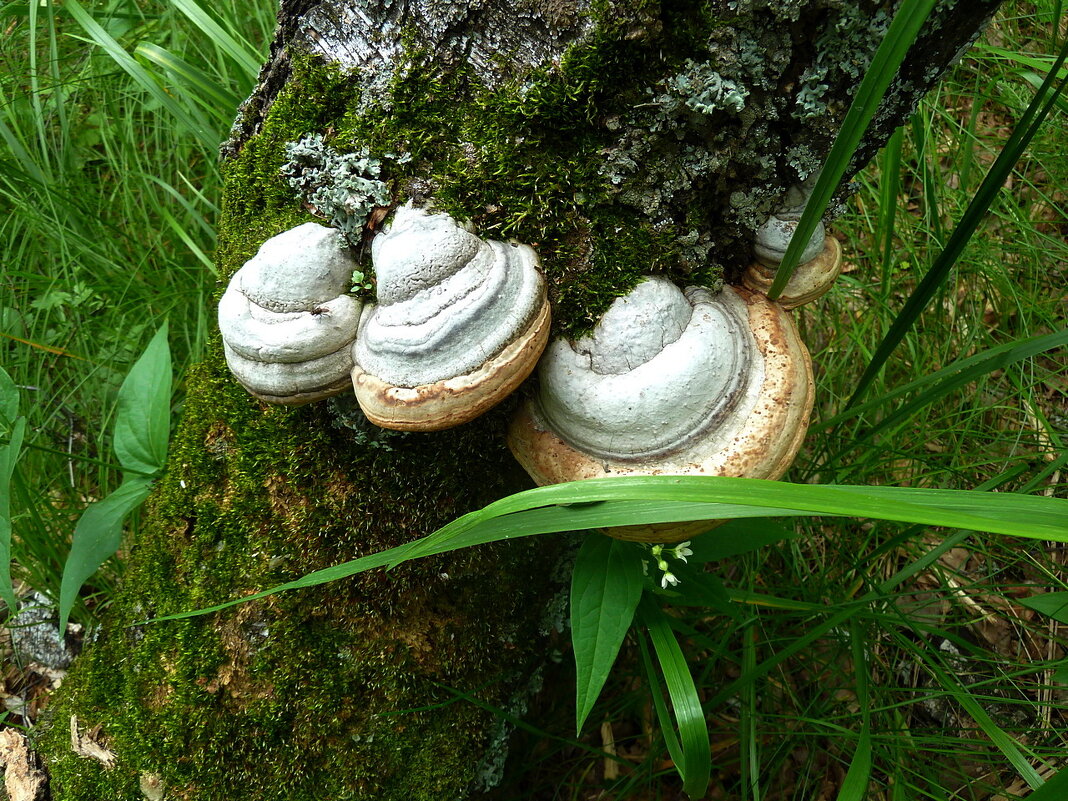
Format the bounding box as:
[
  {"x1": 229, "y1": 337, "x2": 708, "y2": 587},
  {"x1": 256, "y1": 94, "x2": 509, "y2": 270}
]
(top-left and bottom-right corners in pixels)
[
  {"x1": 816, "y1": 328, "x2": 1068, "y2": 467},
  {"x1": 639, "y1": 598, "x2": 711, "y2": 798},
  {"x1": 769, "y1": 0, "x2": 938, "y2": 298},
  {"x1": 921, "y1": 652, "x2": 1044, "y2": 789},
  {"x1": 62, "y1": 0, "x2": 218, "y2": 150},
  {"x1": 878, "y1": 125, "x2": 905, "y2": 293},
  {"x1": 135, "y1": 42, "x2": 242, "y2": 110},
  {"x1": 836, "y1": 620, "x2": 873, "y2": 801},
  {"x1": 844, "y1": 35, "x2": 1068, "y2": 410},
  {"x1": 814, "y1": 329, "x2": 1068, "y2": 432},
  {"x1": 836, "y1": 731, "x2": 873, "y2": 801}
]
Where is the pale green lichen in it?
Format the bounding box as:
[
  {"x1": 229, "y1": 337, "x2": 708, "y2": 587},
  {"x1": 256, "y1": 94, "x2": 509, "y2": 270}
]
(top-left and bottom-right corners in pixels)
[
  {"x1": 671, "y1": 59, "x2": 749, "y2": 115},
  {"x1": 795, "y1": 6, "x2": 892, "y2": 119},
  {"x1": 281, "y1": 134, "x2": 394, "y2": 242}
]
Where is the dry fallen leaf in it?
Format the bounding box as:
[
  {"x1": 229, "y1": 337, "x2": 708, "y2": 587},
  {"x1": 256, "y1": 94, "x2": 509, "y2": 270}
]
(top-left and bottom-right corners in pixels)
[
  {"x1": 69, "y1": 715, "x2": 117, "y2": 768},
  {"x1": 0, "y1": 727, "x2": 49, "y2": 801}
]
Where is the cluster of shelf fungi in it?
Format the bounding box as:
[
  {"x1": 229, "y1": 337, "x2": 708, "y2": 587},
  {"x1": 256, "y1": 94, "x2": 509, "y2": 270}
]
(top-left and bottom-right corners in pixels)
[{"x1": 219, "y1": 197, "x2": 842, "y2": 543}]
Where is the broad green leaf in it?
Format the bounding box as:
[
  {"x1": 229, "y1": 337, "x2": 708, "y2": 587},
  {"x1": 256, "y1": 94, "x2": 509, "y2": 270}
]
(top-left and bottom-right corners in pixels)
[
  {"x1": 59, "y1": 477, "x2": 153, "y2": 631},
  {"x1": 0, "y1": 416, "x2": 26, "y2": 616},
  {"x1": 571, "y1": 537, "x2": 644, "y2": 733},
  {"x1": 664, "y1": 567, "x2": 740, "y2": 620},
  {"x1": 0, "y1": 365, "x2": 18, "y2": 424},
  {"x1": 1020, "y1": 592, "x2": 1068, "y2": 624},
  {"x1": 113, "y1": 323, "x2": 172, "y2": 476},
  {"x1": 639, "y1": 599, "x2": 711, "y2": 798},
  {"x1": 687, "y1": 518, "x2": 797, "y2": 562},
  {"x1": 1024, "y1": 767, "x2": 1068, "y2": 801},
  {"x1": 769, "y1": 0, "x2": 938, "y2": 297},
  {"x1": 0, "y1": 366, "x2": 24, "y2": 614}
]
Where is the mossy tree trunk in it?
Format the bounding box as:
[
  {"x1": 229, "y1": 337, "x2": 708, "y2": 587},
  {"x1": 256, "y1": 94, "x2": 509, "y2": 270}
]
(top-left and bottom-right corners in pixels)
[{"x1": 40, "y1": 2, "x2": 999, "y2": 799}]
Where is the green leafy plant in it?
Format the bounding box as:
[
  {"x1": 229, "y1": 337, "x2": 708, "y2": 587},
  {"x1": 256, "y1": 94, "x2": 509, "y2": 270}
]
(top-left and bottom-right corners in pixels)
[
  {"x1": 0, "y1": 324, "x2": 172, "y2": 628},
  {"x1": 58, "y1": 323, "x2": 172, "y2": 631},
  {"x1": 0, "y1": 368, "x2": 28, "y2": 615}
]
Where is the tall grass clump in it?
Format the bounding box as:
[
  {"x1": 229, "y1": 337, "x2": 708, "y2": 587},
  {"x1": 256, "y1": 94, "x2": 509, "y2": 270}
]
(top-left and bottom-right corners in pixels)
[{"x1": 0, "y1": 0, "x2": 275, "y2": 611}]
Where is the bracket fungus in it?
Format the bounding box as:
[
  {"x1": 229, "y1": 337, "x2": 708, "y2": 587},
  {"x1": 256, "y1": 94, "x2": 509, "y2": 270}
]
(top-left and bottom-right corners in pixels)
[
  {"x1": 743, "y1": 186, "x2": 843, "y2": 308},
  {"x1": 351, "y1": 205, "x2": 550, "y2": 431},
  {"x1": 219, "y1": 222, "x2": 361, "y2": 404},
  {"x1": 508, "y1": 278, "x2": 814, "y2": 543}
]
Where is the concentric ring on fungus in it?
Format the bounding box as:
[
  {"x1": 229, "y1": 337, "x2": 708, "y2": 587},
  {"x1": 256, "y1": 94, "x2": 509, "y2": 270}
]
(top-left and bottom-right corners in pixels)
[
  {"x1": 508, "y1": 279, "x2": 813, "y2": 543},
  {"x1": 219, "y1": 222, "x2": 361, "y2": 405},
  {"x1": 352, "y1": 205, "x2": 550, "y2": 431}
]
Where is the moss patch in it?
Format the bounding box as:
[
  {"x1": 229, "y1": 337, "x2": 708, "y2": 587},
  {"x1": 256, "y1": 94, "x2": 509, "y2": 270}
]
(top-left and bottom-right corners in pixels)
[
  {"x1": 218, "y1": 2, "x2": 733, "y2": 339},
  {"x1": 41, "y1": 344, "x2": 563, "y2": 800}
]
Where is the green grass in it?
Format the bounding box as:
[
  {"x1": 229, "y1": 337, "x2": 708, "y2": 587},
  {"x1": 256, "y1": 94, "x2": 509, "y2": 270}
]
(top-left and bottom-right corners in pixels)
[
  {"x1": 0, "y1": 0, "x2": 275, "y2": 609},
  {"x1": 1, "y1": 1, "x2": 1066, "y2": 800}
]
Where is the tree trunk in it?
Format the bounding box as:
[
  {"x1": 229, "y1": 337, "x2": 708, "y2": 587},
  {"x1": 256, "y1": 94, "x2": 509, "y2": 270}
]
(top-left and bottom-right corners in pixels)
[{"x1": 39, "y1": 2, "x2": 999, "y2": 799}]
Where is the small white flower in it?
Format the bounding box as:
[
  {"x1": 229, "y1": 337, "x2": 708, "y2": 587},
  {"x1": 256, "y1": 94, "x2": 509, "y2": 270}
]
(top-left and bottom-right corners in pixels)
[
  {"x1": 671, "y1": 541, "x2": 693, "y2": 563},
  {"x1": 661, "y1": 571, "x2": 679, "y2": 589}
]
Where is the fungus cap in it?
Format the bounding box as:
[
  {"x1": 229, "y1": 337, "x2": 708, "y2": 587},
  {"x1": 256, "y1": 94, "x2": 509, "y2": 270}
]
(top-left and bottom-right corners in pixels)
[
  {"x1": 743, "y1": 235, "x2": 842, "y2": 309},
  {"x1": 352, "y1": 205, "x2": 550, "y2": 430},
  {"x1": 753, "y1": 215, "x2": 826, "y2": 269},
  {"x1": 508, "y1": 281, "x2": 813, "y2": 542},
  {"x1": 219, "y1": 222, "x2": 361, "y2": 404}
]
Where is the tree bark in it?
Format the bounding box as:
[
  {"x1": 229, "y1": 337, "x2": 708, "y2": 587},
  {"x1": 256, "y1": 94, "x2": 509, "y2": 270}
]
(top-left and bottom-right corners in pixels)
[{"x1": 39, "y1": 2, "x2": 1000, "y2": 799}]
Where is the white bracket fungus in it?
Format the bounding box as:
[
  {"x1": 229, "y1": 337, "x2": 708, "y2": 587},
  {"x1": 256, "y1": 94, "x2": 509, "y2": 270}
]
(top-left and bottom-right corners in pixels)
[
  {"x1": 351, "y1": 205, "x2": 550, "y2": 431},
  {"x1": 219, "y1": 222, "x2": 362, "y2": 405},
  {"x1": 744, "y1": 184, "x2": 843, "y2": 308},
  {"x1": 508, "y1": 277, "x2": 813, "y2": 542}
]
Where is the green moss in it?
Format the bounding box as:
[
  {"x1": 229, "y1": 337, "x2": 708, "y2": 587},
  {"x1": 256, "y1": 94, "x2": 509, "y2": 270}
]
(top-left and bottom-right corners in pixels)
[
  {"x1": 214, "y1": 3, "x2": 730, "y2": 339},
  {"x1": 42, "y1": 345, "x2": 561, "y2": 800}
]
